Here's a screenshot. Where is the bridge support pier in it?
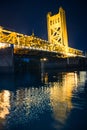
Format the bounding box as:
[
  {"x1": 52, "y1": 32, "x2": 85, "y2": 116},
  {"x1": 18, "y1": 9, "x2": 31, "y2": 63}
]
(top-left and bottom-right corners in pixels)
[{"x1": 0, "y1": 45, "x2": 14, "y2": 73}]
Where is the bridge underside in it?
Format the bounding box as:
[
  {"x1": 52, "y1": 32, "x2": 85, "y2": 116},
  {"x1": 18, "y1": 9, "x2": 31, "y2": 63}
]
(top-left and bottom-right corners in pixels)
[
  {"x1": 14, "y1": 48, "x2": 70, "y2": 59},
  {"x1": 14, "y1": 48, "x2": 87, "y2": 72}
]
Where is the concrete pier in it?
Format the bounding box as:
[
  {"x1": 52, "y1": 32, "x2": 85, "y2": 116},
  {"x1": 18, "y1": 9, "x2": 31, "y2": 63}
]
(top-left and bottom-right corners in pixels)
[{"x1": 0, "y1": 45, "x2": 14, "y2": 73}]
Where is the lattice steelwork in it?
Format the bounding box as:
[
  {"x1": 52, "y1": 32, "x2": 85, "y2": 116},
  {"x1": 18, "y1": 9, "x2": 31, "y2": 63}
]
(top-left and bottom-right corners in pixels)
[
  {"x1": 47, "y1": 7, "x2": 68, "y2": 46},
  {"x1": 0, "y1": 7, "x2": 84, "y2": 57},
  {"x1": 47, "y1": 7, "x2": 83, "y2": 57}
]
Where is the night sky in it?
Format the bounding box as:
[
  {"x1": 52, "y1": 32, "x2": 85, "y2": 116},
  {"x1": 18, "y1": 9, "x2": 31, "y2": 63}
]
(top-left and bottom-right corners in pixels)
[{"x1": 0, "y1": 0, "x2": 87, "y2": 52}]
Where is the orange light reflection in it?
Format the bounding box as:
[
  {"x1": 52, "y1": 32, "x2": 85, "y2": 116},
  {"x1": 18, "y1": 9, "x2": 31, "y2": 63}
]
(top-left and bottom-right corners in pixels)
[{"x1": 0, "y1": 90, "x2": 10, "y2": 119}]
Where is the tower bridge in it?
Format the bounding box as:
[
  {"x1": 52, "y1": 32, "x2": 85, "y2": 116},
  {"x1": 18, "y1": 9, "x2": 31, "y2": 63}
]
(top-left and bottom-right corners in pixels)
[{"x1": 0, "y1": 7, "x2": 84, "y2": 58}]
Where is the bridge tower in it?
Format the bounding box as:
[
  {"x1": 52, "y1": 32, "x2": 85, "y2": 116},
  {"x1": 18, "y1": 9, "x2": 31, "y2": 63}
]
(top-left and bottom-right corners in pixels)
[{"x1": 47, "y1": 7, "x2": 68, "y2": 53}]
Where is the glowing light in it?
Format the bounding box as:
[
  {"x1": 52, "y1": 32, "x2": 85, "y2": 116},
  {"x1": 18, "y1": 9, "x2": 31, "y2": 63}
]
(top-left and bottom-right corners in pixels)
[
  {"x1": 0, "y1": 43, "x2": 10, "y2": 48},
  {"x1": 40, "y1": 58, "x2": 47, "y2": 61}
]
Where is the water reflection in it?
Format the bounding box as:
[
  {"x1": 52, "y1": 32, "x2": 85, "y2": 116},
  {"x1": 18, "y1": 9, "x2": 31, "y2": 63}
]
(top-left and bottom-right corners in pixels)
[
  {"x1": 41, "y1": 72, "x2": 48, "y2": 84},
  {"x1": 0, "y1": 90, "x2": 10, "y2": 119},
  {"x1": 0, "y1": 90, "x2": 10, "y2": 130},
  {"x1": 41, "y1": 71, "x2": 87, "y2": 129},
  {"x1": 49, "y1": 72, "x2": 78, "y2": 129},
  {"x1": 0, "y1": 71, "x2": 87, "y2": 130},
  {"x1": 78, "y1": 71, "x2": 87, "y2": 86}
]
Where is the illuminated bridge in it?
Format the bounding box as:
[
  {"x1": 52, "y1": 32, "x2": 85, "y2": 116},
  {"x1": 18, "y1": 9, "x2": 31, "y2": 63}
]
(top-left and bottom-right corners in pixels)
[{"x1": 0, "y1": 7, "x2": 84, "y2": 58}]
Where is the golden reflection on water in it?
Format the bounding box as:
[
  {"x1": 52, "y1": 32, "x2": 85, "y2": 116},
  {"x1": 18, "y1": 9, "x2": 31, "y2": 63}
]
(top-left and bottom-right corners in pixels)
[
  {"x1": 47, "y1": 71, "x2": 86, "y2": 128},
  {"x1": 49, "y1": 72, "x2": 77, "y2": 125},
  {"x1": 41, "y1": 72, "x2": 48, "y2": 84},
  {"x1": 0, "y1": 71, "x2": 86, "y2": 129},
  {"x1": 0, "y1": 90, "x2": 10, "y2": 130},
  {"x1": 12, "y1": 71, "x2": 86, "y2": 126},
  {"x1": 0, "y1": 90, "x2": 10, "y2": 119}
]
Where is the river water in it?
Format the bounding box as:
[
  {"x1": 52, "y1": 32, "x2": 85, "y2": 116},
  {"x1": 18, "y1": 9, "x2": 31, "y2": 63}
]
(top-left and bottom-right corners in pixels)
[{"x1": 0, "y1": 69, "x2": 87, "y2": 130}]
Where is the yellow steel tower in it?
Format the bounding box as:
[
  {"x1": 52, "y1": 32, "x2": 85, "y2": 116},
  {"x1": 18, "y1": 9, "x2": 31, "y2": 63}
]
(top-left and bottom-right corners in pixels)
[{"x1": 47, "y1": 7, "x2": 68, "y2": 53}]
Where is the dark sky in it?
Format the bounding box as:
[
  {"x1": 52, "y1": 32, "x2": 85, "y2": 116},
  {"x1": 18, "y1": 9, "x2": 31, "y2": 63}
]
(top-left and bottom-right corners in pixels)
[{"x1": 0, "y1": 0, "x2": 87, "y2": 52}]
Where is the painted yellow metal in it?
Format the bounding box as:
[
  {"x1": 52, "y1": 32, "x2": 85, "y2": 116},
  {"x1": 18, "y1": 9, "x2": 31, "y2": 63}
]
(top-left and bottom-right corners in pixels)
[
  {"x1": 47, "y1": 7, "x2": 68, "y2": 47},
  {"x1": 0, "y1": 7, "x2": 84, "y2": 57},
  {"x1": 47, "y1": 7, "x2": 83, "y2": 57}
]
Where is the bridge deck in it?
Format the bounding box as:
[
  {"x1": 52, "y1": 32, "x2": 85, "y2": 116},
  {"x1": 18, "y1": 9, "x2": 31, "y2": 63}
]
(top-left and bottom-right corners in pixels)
[{"x1": 0, "y1": 26, "x2": 84, "y2": 58}]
